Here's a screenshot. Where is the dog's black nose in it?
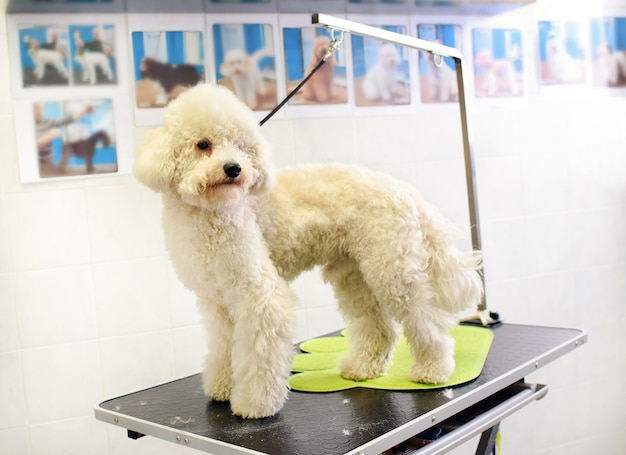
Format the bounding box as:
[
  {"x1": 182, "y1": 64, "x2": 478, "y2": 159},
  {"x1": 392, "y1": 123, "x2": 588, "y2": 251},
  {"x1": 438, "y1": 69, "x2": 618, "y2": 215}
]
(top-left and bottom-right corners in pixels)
[{"x1": 224, "y1": 163, "x2": 241, "y2": 179}]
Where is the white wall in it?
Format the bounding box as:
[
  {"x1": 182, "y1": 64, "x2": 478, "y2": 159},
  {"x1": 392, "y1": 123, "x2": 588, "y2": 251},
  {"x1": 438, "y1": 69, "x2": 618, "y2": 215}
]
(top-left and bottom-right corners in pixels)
[{"x1": 1, "y1": 0, "x2": 626, "y2": 454}]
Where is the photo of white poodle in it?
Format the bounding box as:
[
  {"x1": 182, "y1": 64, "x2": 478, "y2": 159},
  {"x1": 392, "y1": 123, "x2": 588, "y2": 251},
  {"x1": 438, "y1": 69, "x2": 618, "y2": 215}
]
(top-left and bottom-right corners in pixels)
[
  {"x1": 220, "y1": 48, "x2": 268, "y2": 108},
  {"x1": 20, "y1": 27, "x2": 70, "y2": 86},
  {"x1": 362, "y1": 43, "x2": 403, "y2": 101},
  {"x1": 133, "y1": 83, "x2": 483, "y2": 419},
  {"x1": 473, "y1": 28, "x2": 524, "y2": 98},
  {"x1": 538, "y1": 21, "x2": 585, "y2": 85},
  {"x1": 352, "y1": 29, "x2": 411, "y2": 106}
]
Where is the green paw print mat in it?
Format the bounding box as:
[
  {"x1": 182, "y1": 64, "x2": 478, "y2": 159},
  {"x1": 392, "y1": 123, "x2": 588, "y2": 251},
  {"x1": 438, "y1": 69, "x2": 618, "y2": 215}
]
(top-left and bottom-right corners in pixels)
[{"x1": 289, "y1": 325, "x2": 494, "y2": 392}]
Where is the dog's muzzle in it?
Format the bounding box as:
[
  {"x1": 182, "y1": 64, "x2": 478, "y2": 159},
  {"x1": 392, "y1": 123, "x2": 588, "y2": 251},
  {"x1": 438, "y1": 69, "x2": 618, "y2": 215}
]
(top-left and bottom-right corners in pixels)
[{"x1": 224, "y1": 163, "x2": 242, "y2": 179}]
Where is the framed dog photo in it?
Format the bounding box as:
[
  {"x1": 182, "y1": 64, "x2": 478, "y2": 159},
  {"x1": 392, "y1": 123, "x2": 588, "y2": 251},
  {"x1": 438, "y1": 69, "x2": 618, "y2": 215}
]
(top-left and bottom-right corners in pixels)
[
  {"x1": 207, "y1": 14, "x2": 283, "y2": 115},
  {"x1": 416, "y1": 23, "x2": 463, "y2": 104},
  {"x1": 472, "y1": 27, "x2": 524, "y2": 98},
  {"x1": 348, "y1": 16, "x2": 414, "y2": 113},
  {"x1": 538, "y1": 20, "x2": 587, "y2": 86},
  {"x1": 589, "y1": 16, "x2": 626, "y2": 88},
  {"x1": 279, "y1": 14, "x2": 354, "y2": 119},
  {"x1": 282, "y1": 26, "x2": 348, "y2": 105},
  {"x1": 13, "y1": 95, "x2": 133, "y2": 183},
  {"x1": 8, "y1": 14, "x2": 128, "y2": 97},
  {"x1": 128, "y1": 14, "x2": 207, "y2": 126},
  {"x1": 69, "y1": 24, "x2": 118, "y2": 87},
  {"x1": 131, "y1": 30, "x2": 206, "y2": 108},
  {"x1": 16, "y1": 24, "x2": 72, "y2": 88}
]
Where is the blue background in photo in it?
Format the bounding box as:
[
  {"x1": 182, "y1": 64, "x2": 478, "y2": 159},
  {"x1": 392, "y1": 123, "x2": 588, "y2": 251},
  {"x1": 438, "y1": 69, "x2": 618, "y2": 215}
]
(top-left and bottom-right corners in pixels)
[
  {"x1": 417, "y1": 24, "x2": 459, "y2": 72},
  {"x1": 69, "y1": 24, "x2": 116, "y2": 76},
  {"x1": 538, "y1": 21, "x2": 585, "y2": 62},
  {"x1": 590, "y1": 17, "x2": 626, "y2": 53},
  {"x1": 213, "y1": 23, "x2": 273, "y2": 79},
  {"x1": 473, "y1": 28, "x2": 523, "y2": 74},
  {"x1": 283, "y1": 27, "x2": 334, "y2": 82},
  {"x1": 19, "y1": 26, "x2": 68, "y2": 70},
  {"x1": 41, "y1": 100, "x2": 116, "y2": 167},
  {"x1": 132, "y1": 31, "x2": 205, "y2": 81},
  {"x1": 352, "y1": 25, "x2": 407, "y2": 79}
]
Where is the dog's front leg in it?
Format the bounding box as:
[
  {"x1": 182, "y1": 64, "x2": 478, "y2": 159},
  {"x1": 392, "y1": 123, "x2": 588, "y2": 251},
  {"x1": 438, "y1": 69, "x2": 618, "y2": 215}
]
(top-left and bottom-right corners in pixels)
[
  {"x1": 201, "y1": 303, "x2": 234, "y2": 402},
  {"x1": 228, "y1": 272, "x2": 296, "y2": 419}
]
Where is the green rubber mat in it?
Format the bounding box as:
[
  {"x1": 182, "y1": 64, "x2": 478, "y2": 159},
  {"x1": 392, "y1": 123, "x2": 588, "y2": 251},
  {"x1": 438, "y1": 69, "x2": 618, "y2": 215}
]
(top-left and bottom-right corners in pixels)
[{"x1": 289, "y1": 325, "x2": 494, "y2": 392}]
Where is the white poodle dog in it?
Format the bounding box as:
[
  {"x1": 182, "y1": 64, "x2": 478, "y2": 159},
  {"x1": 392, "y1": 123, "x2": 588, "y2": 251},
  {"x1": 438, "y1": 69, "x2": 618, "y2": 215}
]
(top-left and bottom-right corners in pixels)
[
  {"x1": 220, "y1": 48, "x2": 268, "y2": 109},
  {"x1": 362, "y1": 43, "x2": 403, "y2": 101},
  {"x1": 23, "y1": 34, "x2": 69, "y2": 82},
  {"x1": 544, "y1": 33, "x2": 584, "y2": 84},
  {"x1": 134, "y1": 83, "x2": 483, "y2": 419}
]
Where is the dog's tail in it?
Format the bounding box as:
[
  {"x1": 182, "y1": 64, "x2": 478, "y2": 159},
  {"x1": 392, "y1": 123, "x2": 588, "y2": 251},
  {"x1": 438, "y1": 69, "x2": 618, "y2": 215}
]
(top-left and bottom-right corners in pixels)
[
  {"x1": 421, "y1": 207, "x2": 484, "y2": 315},
  {"x1": 93, "y1": 130, "x2": 111, "y2": 148}
]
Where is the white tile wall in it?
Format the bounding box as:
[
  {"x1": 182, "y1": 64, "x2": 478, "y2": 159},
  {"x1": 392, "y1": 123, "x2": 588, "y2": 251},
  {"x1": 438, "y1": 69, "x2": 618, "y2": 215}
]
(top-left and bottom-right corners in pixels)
[
  {"x1": 0, "y1": 195, "x2": 11, "y2": 272},
  {"x1": 0, "y1": 273, "x2": 19, "y2": 352},
  {"x1": 6, "y1": 189, "x2": 91, "y2": 271},
  {"x1": 21, "y1": 341, "x2": 103, "y2": 424},
  {"x1": 14, "y1": 266, "x2": 97, "y2": 348},
  {"x1": 84, "y1": 184, "x2": 166, "y2": 263},
  {"x1": 1, "y1": 1, "x2": 625, "y2": 454},
  {"x1": 0, "y1": 426, "x2": 30, "y2": 455},
  {"x1": 0, "y1": 33, "x2": 10, "y2": 115},
  {"x1": 0, "y1": 351, "x2": 28, "y2": 429},
  {"x1": 99, "y1": 331, "x2": 175, "y2": 398},
  {"x1": 29, "y1": 416, "x2": 108, "y2": 455},
  {"x1": 93, "y1": 258, "x2": 171, "y2": 338}
]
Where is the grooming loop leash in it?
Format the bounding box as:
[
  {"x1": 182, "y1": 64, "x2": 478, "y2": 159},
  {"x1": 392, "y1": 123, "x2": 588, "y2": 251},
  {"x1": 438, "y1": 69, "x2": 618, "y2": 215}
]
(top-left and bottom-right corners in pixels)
[{"x1": 259, "y1": 29, "x2": 345, "y2": 126}]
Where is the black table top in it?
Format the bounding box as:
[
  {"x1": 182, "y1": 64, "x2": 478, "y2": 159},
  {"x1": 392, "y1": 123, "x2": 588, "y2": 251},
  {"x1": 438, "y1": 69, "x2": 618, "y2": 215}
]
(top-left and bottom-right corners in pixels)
[{"x1": 96, "y1": 323, "x2": 586, "y2": 455}]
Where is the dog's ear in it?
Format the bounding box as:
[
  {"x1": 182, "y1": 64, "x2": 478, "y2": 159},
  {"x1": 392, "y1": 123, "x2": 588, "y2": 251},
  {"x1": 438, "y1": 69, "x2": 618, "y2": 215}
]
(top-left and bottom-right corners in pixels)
[
  {"x1": 249, "y1": 137, "x2": 276, "y2": 195},
  {"x1": 133, "y1": 126, "x2": 175, "y2": 193},
  {"x1": 219, "y1": 61, "x2": 230, "y2": 77}
]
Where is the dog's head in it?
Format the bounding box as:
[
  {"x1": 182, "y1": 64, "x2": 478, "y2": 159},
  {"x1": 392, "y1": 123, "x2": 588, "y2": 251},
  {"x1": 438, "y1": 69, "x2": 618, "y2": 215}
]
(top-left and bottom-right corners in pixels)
[
  {"x1": 311, "y1": 36, "x2": 336, "y2": 66},
  {"x1": 133, "y1": 83, "x2": 274, "y2": 209},
  {"x1": 221, "y1": 49, "x2": 250, "y2": 77},
  {"x1": 378, "y1": 43, "x2": 401, "y2": 68}
]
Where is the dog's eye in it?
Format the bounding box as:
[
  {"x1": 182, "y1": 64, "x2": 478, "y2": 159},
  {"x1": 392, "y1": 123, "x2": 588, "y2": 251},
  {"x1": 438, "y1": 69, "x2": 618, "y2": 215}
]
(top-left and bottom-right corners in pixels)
[{"x1": 197, "y1": 140, "x2": 212, "y2": 152}]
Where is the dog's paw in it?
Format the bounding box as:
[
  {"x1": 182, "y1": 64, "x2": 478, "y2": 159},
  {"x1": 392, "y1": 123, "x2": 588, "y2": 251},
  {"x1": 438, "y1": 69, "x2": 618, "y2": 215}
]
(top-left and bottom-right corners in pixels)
[
  {"x1": 339, "y1": 356, "x2": 387, "y2": 381},
  {"x1": 229, "y1": 381, "x2": 289, "y2": 419},
  {"x1": 409, "y1": 358, "x2": 455, "y2": 384},
  {"x1": 205, "y1": 386, "x2": 231, "y2": 402},
  {"x1": 203, "y1": 376, "x2": 232, "y2": 402}
]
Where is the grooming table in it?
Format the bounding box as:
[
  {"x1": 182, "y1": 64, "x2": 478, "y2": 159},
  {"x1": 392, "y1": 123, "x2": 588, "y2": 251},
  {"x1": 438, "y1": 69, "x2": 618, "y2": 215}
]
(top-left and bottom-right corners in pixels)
[{"x1": 95, "y1": 323, "x2": 586, "y2": 455}]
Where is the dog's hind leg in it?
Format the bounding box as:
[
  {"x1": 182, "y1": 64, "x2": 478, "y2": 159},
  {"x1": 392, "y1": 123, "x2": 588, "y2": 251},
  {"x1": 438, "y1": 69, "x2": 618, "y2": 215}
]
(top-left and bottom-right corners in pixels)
[
  {"x1": 402, "y1": 306, "x2": 457, "y2": 384},
  {"x1": 323, "y1": 259, "x2": 398, "y2": 381},
  {"x1": 359, "y1": 253, "x2": 457, "y2": 384},
  {"x1": 200, "y1": 303, "x2": 234, "y2": 402}
]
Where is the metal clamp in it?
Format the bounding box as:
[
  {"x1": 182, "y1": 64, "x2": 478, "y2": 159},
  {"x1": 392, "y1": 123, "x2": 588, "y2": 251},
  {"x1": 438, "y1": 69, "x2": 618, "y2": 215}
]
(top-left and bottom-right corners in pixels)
[
  {"x1": 324, "y1": 28, "x2": 345, "y2": 61},
  {"x1": 432, "y1": 53, "x2": 444, "y2": 67}
]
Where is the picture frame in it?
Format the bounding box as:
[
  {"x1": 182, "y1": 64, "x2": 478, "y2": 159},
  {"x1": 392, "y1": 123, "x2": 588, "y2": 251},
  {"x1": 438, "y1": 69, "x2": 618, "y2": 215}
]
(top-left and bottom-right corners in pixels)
[
  {"x1": 348, "y1": 14, "x2": 415, "y2": 115},
  {"x1": 589, "y1": 16, "x2": 626, "y2": 88},
  {"x1": 278, "y1": 14, "x2": 353, "y2": 119},
  {"x1": 14, "y1": 94, "x2": 133, "y2": 183},
  {"x1": 127, "y1": 13, "x2": 207, "y2": 125},
  {"x1": 416, "y1": 21, "x2": 464, "y2": 104},
  {"x1": 538, "y1": 20, "x2": 587, "y2": 86},
  {"x1": 472, "y1": 26, "x2": 524, "y2": 98},
  {"x1": 206, "y1": 13, "x2": 284, "y2": 118},
  {"x1": 8, "y1": 13, "x2": 128, "y2": 97}
]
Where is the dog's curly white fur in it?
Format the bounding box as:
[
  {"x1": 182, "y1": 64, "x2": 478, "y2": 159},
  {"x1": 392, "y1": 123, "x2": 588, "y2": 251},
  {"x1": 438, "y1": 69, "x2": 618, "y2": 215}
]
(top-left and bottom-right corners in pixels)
[{"x1": 134, "y1": 83, "x2": 483, "y2": 419}]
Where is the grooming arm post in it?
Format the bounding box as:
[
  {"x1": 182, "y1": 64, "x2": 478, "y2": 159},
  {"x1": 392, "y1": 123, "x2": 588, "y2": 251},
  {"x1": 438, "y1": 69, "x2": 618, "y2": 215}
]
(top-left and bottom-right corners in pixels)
[{"x1": 311, "y1": 13, "x2": 493, "y2": 322}]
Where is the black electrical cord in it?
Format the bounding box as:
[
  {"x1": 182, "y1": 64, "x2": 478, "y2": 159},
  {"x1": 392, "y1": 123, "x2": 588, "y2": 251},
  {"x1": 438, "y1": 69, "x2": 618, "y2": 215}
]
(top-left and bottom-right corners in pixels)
[{"x1": 259, "y1": 57, "x2": 328, "y2": 127}]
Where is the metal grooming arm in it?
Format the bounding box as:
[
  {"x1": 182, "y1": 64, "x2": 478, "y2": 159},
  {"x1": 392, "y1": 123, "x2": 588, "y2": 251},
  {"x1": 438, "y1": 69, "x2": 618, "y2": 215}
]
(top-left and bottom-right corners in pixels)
[{"x1": 312, "y1": 14, "x2": 493, "y2": 324}]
